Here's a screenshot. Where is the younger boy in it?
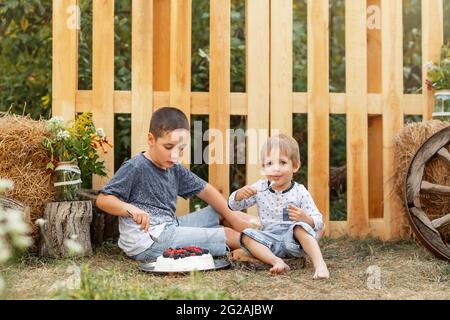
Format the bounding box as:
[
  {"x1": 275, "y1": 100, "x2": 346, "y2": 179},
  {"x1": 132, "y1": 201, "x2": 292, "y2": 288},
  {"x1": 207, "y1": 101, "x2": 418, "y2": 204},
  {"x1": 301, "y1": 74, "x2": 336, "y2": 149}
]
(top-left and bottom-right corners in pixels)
[
  {"x1": 228, "y1": 134, "x2": 329, "y2": 279},
  {"x1": 96, "y1": 107, "x2": 251, "y2": 261}
]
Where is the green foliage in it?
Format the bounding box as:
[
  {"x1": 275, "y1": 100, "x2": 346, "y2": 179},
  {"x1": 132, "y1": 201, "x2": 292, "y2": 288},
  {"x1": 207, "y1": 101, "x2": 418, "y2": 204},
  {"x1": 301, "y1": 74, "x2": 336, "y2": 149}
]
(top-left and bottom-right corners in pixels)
[
  {"x1": 403, "y1": 0, "x2": 423, "y2": 94},
  {"x1": 426, "y1": 41, "x2": 450, "y2": 91},
  {"x1": 0, "y1": 0, "x2": 52, "y2": 119},
  {"x1": 56, "y1": 265, "x2": 234, "y2": 300},
  {"x1": 293, "y1": 0, "x2": 308, "y2": 92},
  {"x1": 329, "y1": 0, "x2": 345, "y2": 93}
]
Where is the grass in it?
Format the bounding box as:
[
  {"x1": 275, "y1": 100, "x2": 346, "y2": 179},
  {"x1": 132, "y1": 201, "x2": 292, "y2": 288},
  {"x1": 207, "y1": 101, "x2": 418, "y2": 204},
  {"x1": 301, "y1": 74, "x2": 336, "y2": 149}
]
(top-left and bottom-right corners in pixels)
[{"x1": 1, "y1": 237, "x2": 450, "y2": 300}]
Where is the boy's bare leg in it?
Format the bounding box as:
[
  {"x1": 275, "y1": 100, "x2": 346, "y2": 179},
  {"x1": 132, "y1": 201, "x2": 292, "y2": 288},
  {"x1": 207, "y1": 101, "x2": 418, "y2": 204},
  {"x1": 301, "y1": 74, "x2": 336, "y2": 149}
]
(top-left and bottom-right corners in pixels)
[
  {"x1": 224, "y1": 227, "x2": 241, "y2": 250},
  {"x1": 316, "y1": 224, "x2": 326, "y2": 240},
  {"x1": 241, "y1": 235, "x2": 290, "y2": 274},
  {"x1": 294, "y1": 226, "x2": 329, "y2": 279}
]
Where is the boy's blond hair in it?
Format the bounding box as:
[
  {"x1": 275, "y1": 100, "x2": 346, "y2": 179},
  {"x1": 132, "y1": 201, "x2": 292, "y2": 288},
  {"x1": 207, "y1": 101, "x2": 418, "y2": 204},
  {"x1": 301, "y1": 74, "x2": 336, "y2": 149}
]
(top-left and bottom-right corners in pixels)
[{"x1": 260, "y1": 134, "x2": 301, "y2": 168}]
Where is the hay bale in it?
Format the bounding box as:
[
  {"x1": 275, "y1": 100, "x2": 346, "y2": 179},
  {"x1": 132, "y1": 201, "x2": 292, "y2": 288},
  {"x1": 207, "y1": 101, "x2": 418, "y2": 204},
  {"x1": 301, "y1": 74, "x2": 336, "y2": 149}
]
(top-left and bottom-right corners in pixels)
[
  {"x1": 0, "y1": 114, "x2": 54, "y2": 249},
  {"x1": 394, "y1": 120, "x2": 450, "y2": 242}
]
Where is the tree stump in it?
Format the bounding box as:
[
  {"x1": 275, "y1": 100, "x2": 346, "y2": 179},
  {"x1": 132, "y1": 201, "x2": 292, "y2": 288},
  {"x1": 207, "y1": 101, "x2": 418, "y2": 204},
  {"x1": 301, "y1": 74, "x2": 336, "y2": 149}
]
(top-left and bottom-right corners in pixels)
[
  {"x1": 78, "y1": 189, "x2": 119, "y2": 246},
  {"x1": 39, "y1": 201, "x2": 93, "y2": 258}
]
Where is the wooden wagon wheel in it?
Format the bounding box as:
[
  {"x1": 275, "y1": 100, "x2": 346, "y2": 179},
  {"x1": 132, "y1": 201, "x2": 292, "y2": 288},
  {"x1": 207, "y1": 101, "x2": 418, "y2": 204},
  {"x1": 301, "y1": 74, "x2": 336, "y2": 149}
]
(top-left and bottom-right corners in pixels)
[{"x1": 404, "y1": 126, "x2": 450, "y2": 261}]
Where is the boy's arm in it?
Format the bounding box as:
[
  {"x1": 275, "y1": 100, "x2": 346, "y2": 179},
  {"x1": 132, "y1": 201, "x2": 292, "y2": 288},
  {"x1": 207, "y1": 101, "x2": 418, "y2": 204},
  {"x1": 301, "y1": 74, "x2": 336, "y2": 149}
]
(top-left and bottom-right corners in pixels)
[
  {"x1": 96, "y1": 193, "x2": 150, "y2": 231},
  {"x1": 228, "y1": 187, "x2": 257, "y2": 211},
  {"x1": 197, "y1": 184, "x2": 250, "y2": 232},
  {"x1": 294, "y1": 186, "x2": 324, "y2": 231}
]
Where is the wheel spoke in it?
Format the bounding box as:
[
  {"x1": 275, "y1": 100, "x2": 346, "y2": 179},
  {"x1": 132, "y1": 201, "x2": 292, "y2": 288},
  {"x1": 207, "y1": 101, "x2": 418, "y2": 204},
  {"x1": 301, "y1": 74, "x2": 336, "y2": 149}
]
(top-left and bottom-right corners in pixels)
[
  {"x1": 437, "y1": 148, "x2": 450, "y2": 166},
  {"x1": 410, "y1": 207, "x2": 440, "y2": 236},
  {"x1": 421, "y1": 181, "x2": 450, "y2": 196},
  {"x1": 431, "y1": 214, "x2": 450, "y2": 229}
]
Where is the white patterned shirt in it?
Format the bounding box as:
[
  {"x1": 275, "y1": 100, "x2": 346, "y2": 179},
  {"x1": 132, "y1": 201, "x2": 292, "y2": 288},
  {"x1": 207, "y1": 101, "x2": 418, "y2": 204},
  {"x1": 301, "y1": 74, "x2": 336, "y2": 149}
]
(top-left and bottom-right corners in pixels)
[{"x1": 228, "y1": 179, "x2": 323, "y2": 237}]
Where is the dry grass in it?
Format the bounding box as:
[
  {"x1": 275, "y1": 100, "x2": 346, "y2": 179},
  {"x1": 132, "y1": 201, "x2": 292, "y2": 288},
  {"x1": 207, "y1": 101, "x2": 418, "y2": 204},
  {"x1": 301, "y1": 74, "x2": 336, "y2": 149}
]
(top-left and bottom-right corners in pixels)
[
  {"x1": 1, "y1": 237, "x2": 449, "y2": 300},
  {"x1": 0, "y1": 114, "x2": 54, "y2": 248}
]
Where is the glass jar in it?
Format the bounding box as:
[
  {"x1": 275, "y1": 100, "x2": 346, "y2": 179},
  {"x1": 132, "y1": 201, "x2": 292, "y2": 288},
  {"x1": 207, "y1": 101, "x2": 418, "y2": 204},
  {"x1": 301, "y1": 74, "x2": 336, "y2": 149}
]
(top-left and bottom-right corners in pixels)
[
  {"x1": 54, "y1": 161, "x2": 82, "y2": 202},
  {"x1": 432, "y1": 90, "x2": 450, "y2": 121}
]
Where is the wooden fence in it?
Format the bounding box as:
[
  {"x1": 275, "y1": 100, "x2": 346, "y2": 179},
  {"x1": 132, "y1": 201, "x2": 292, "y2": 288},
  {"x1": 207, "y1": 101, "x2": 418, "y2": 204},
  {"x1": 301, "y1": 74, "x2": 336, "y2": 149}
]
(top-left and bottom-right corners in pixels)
[{"x1": 52, "y1": 0, "x2": 445, "y2": 239}]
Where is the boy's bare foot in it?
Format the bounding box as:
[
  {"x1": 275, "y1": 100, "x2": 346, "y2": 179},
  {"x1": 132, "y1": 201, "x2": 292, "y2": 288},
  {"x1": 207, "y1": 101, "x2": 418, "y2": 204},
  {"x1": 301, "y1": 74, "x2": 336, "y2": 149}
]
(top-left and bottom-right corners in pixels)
[
  {"x1": 269, "y1": 258, "x2": 290, "y2": 274},
  {"x1": 313, "y1": 263, "x2": 329, "y2": 279}
]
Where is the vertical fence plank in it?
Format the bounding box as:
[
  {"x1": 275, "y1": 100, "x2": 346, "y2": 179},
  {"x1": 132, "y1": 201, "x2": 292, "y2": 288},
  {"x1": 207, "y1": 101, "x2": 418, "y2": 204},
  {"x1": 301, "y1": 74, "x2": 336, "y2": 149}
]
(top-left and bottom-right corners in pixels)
[
  {"x1": 154, "y1": 0, "x2": 171, "y2": 91},
  {"x1": 346, "y1": 0, "x2": 369, "y2": 237},
  {"x1": 132, "y1": 0, "x2": 153, "y2": 157},
  {"x1": 52, "y1": 0, "x2": 78, "y2": 121},
  {"x1": 422, "y1": 0, "x2": 444, "y2": 120},
  {"x1": 381, "y1": 0, "x2": 405, "y2": 239},
  {"x1": 367, "y1": 0, "x2": 384, "y2": 223},
  {"x1": 170, "y1": 0, "x2": 192, "y2": 215},
  {"x1": 209, "y1": 0, "x2": 231, "y2": 197},
  {"x1": 246, "y1": 0, "x2": 270, "y2": 216},
  {"x1": 270, "y1": 0, "x2": 293, "y2": 135},
  {"x1": 307, "y1": 0, "x2": 330, "y2": 231},
  {"x1": 92, "y1": 0, "x2": 115, "y2": 188}
]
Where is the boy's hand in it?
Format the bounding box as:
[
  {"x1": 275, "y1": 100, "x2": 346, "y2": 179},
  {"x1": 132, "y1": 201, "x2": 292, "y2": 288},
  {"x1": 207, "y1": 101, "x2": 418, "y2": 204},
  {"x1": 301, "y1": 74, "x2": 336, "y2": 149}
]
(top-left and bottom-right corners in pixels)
[
  {"x1": 127, "y1": 209, "x2": 150, "y2": 232},
  {"x1": 235, "y1": 185, "x2": 257, "y2": 201},
  {"x1": 287, "y1": 204, "x2": 309, "y2": 223}
]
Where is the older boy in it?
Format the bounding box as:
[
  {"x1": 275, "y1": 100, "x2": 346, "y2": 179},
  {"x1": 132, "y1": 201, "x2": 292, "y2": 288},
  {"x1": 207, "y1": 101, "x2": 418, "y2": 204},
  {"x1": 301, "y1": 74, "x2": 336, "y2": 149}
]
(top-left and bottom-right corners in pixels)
[{"x1": 96, "y1": 107, "x2": 251, "y2": 261}]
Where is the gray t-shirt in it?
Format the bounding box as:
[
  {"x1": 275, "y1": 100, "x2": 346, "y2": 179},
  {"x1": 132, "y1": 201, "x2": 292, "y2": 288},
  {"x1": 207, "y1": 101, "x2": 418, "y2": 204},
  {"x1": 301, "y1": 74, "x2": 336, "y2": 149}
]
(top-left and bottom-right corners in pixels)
[{"x1": 99, "y1": 152, "x2": 207, "y2": 256}]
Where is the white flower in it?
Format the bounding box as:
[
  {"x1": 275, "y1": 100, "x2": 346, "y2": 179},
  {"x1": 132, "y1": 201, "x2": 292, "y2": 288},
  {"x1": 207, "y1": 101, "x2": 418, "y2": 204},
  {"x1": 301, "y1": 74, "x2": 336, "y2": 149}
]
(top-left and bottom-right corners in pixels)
[
  {"x1": 49, "y1": 116, "x2": 64, "y2": 124},
  {"x1": 0, "y1": 179, "x2": 14, "y2": 193},
  {"x1": 96, "y1": 128, "x2": 106, "y2": 138},
  {"x1": 56, "y1": 130, "x2": 70, "y2": 140},
  {"x1": 69, "y1": 234, "x2": 78, "y2": 240},
  {"x1": 12, "y1": 234, "x2": 32, "y2": 249},
  {"x1": 425, "y1": 61, "x2": 435, "y2": 70},
  {"x1": 35, "y1": 218, "x2": 47, "y2": 227},
  {"x1": 64, "y1": 238, "x2": 84, "y2": 255},
  {"x1": 4, "y1": 209, "x2": 30, "y2": 235},
  {"x1": 0, "y1": 242, "x2": 11, "y2": 264},
  {"x1": 0, "y1": 276, "x2": 4, "y2": 294}
]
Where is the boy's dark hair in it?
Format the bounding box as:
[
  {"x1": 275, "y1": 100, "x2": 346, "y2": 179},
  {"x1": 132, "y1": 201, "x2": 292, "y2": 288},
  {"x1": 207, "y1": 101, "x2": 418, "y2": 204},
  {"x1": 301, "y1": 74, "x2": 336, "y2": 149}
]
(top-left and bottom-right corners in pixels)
[{"x1": 149, "y1": 107, "x2": 190, "y2": 138}]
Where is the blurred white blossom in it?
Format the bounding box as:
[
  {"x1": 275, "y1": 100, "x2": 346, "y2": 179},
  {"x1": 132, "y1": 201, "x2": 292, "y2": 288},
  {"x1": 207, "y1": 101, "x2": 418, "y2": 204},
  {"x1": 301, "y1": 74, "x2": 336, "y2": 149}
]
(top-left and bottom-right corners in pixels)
[
  {"x1": 35, "y1": 218, "x2": 47, "y2": 227},
  {"x1": 49, "y1": 116, "x2": 64, "y2": 124},
  {"x1": 12, "y1": 235, "x2": 32, "y2": 249},
  {"x1": 96, "y1": 128, "x2": 106, "y2": 138},
  {"x1": 0, "y1": 179, "x2": 32, "y2": 296},
  {"x1": 56, "y1": 130, "x2": 70, "y2": 140},
  {"x1": 0, "y1": 179, "x2": 13, "y2": 193},
  {"x1": 0, "y1": 241, "x2": 11, "y2": 264},
  {"x1": 425, "y1": 61, "x2": 435, "y2": 70},
  {"x1": 0, "y1": 276, "x2": 4, "y2": 294},
  {"x1": 64, "y1": 235, "x2": 83, "y2": 256},
  {"x1": 4, "y1": 209, "x2": 30, "y2": 234}
]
